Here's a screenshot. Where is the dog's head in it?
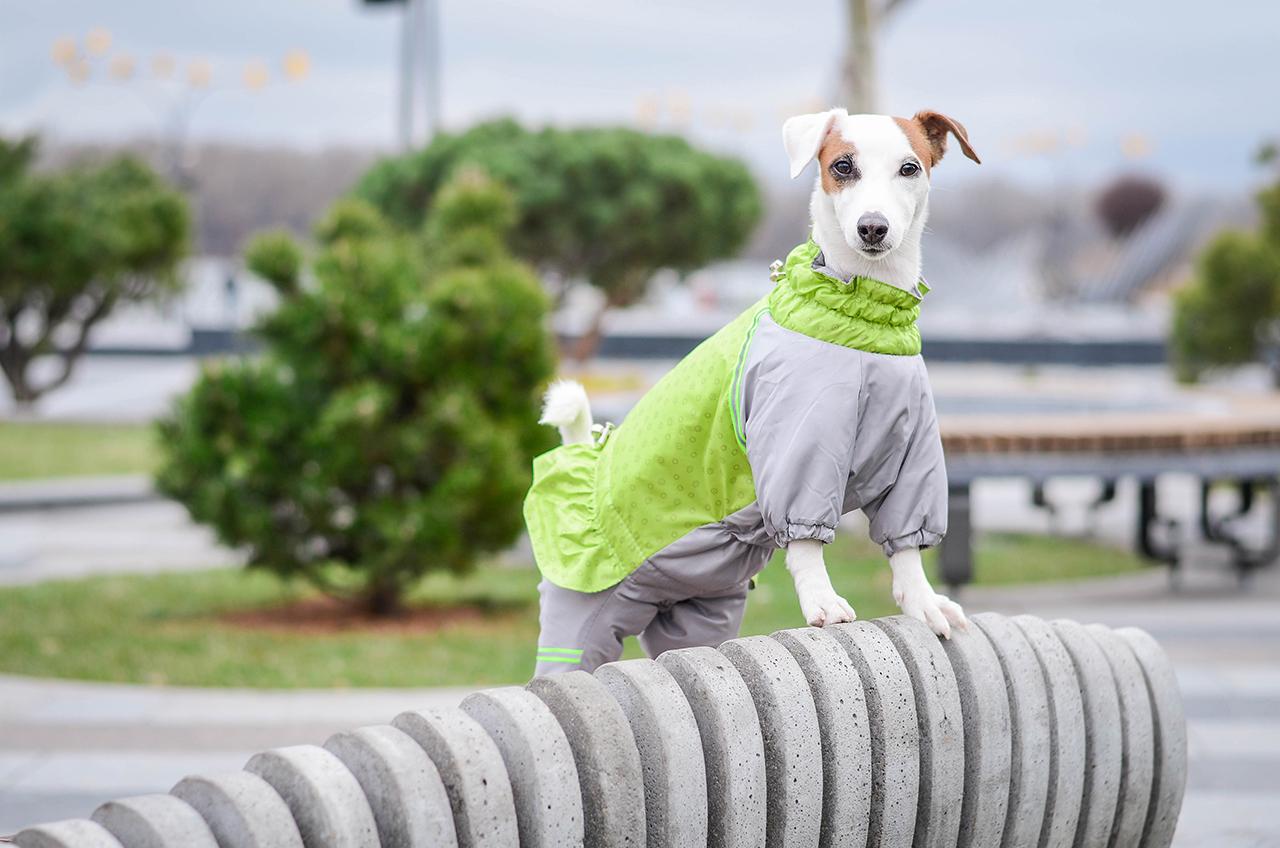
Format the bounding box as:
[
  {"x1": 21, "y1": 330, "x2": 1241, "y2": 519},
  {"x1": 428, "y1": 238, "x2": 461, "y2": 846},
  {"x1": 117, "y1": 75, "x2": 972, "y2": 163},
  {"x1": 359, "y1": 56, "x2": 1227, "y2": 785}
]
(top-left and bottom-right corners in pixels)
[{"x1": 783, "y1": 109, "x2": 980, "y2": 262}]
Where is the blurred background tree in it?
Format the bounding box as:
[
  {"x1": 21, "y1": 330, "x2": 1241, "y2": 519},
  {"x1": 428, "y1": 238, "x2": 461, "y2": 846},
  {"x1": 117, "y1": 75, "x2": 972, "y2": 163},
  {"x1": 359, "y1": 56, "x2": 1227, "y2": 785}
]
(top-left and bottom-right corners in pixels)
[
  {"x1": 1096, "y1": 174, "x2": 1166, "y2": 238},
  {"x1": 356, "y1": 119, "x2": 762, "y2": 359},
  {"x1": 156, "y1": 172, "x2": 556, "y2": 615},
  {"x1": 0, "y1": 136, "x2": 188, "y2": 408},
  {"x1": 1171, "y1": 148, "x2": 1280, "y2": 385}
]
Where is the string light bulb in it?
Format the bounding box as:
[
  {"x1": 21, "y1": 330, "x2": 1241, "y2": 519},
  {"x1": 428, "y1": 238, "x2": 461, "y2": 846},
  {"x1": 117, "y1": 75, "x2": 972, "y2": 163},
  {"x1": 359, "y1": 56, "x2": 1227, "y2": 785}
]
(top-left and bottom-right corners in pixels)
[
  {"x1": 109, "y1": 54, "x2": 136, "y2": 81},
  {"x1": 84, "y1": 28, "x2": 112, "y2": 56},
  {"x1": 243, "y1": 60, "x2": 270, "y2": 90},
  {"x1": 283, "y1": 50, "x2": 311, "y2": 81},
  {"x1": 1121, "y1": 133, "x2": 1153, "y2": 159},
  {"x1": 152, "y1": 53, "x2": 175, "y2": 80},
  {"x1": 187, "y1": 59, "x2": 212, "y2": 88},
  {"x1": 51, "y1": 37, "x2": 77, "y2": 66},
  {"x1": 66, "y1": 59, "x2": 91, "y2": 85}
]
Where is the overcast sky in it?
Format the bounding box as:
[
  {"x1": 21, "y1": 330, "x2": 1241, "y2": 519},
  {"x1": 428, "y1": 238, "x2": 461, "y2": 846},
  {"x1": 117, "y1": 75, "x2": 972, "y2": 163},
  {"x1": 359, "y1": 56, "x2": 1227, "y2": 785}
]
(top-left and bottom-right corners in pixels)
[{"x1": 2, "y1": 0, "x2": 1277, "y2": 192}]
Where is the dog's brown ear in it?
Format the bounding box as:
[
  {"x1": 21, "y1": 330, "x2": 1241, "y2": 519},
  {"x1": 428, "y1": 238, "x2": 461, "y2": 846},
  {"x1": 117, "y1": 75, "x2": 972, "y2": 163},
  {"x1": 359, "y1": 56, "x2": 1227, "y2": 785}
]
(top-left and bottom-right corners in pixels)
[{"x1": 913, "y1": 110, "x2": 981, "y2": 166}]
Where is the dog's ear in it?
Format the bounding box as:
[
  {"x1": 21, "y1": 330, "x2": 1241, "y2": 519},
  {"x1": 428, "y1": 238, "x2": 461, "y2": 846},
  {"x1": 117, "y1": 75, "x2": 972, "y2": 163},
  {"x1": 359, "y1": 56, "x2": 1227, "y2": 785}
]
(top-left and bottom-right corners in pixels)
[
  {"x1": 912, "y1": 110, "x2": 981, "y2": 166},
  {"x1": 782, "y1": 109, "x2": 845, "y2": 179}
]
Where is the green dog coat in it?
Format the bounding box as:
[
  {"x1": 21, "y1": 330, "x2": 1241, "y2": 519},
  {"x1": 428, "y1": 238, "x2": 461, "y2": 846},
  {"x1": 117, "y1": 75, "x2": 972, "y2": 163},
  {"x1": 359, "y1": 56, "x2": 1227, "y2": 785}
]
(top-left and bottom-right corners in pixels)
[{"x1": 525, "y1": 238, "x2": 948, "y2": 671}]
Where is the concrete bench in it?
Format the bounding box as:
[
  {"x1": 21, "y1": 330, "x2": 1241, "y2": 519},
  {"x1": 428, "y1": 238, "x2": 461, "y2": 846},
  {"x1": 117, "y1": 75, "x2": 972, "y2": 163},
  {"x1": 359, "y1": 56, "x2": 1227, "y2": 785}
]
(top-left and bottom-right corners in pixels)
[{"x1": 14, "y1": 613, "x2": 1187, "y2": 848}]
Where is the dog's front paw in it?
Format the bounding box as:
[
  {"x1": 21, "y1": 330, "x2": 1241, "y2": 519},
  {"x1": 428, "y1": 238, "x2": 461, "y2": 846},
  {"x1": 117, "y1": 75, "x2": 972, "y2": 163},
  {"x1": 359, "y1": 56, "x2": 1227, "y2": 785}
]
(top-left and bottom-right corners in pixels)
[
  {"x1": 799, "y1": 589, "x2": 857, "y2": 628},
  {"x1": 895, "y1": 585, "x2": 968, "y2": 639}
]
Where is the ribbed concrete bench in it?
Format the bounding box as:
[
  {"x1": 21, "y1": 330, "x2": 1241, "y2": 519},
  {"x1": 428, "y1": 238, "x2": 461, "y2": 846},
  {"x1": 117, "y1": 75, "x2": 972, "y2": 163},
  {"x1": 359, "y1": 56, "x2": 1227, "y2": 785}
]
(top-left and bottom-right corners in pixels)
[{"x1": 14, "y1": 613, "x2": 1186, "y2": 848}]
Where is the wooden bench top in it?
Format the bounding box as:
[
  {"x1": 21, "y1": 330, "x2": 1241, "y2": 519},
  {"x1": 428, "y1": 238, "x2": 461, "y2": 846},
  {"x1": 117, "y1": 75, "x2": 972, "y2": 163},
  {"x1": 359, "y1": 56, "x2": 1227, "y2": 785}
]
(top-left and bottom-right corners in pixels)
[{"x1": 940, "y1": 406, "x2": 1280, "y2": 456}]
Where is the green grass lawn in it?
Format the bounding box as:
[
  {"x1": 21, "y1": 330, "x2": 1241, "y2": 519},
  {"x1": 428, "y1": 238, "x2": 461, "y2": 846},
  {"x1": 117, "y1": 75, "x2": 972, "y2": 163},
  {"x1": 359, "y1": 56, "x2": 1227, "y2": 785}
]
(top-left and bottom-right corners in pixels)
[
  {"x1": 0, "y1": 421, "x2": 156, "y2": 480},
  {"x1": 0, "y1": 532, "x2": 1146, "y2": 689}
]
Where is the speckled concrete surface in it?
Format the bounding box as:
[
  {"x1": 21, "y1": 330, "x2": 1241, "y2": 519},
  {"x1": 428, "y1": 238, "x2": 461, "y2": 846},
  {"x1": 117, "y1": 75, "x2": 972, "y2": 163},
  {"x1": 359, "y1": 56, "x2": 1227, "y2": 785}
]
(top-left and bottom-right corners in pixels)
[{"x1": 657, "y1": 647, "x2": 766, "y2": 848}]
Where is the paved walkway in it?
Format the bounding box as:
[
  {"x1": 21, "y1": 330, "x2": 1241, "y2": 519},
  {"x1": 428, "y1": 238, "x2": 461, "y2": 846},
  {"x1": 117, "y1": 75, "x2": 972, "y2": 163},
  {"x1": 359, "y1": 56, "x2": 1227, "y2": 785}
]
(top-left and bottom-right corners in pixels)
[
  {"x1": 1, "y1": 567, "x2": 1277, "y2": 845},
  {"x1": 0, "y1": 499, "x2": 236, "y2": 586}
]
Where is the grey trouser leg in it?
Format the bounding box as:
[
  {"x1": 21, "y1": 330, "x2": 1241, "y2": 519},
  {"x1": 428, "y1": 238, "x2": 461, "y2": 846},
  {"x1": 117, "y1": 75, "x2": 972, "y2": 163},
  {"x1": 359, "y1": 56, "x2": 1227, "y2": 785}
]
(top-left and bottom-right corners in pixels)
[
  {"x1": 636, "y1": 584, "x2": 751, "y2": 659},
  {"x1": 535, "y1": 576, "x2": 752, "y2": 676},
  {"x1": 533, "y1": 524, "x2": 773, "y2": 676},
  {"x1": 535, "y1": 578, "x2": 656, "y2": 675}
]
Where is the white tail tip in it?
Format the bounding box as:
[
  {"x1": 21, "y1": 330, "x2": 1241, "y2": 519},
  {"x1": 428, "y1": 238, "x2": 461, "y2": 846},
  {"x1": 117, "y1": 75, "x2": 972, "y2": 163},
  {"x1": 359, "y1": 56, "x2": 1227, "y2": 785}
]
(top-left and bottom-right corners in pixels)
[{"x1": 540, "y1": 380, "x2": 593, "y2": 445}]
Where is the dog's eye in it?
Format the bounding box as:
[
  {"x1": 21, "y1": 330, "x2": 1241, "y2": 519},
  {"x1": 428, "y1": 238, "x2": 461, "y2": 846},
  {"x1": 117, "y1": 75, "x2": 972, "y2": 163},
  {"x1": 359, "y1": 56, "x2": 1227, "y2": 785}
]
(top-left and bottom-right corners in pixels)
[
  {"x1": 832, "y1": 159, "x2": 854, "y2": 177},
  {"x1": 899, "y1": 162, "x2": 921, "y2": 177}
]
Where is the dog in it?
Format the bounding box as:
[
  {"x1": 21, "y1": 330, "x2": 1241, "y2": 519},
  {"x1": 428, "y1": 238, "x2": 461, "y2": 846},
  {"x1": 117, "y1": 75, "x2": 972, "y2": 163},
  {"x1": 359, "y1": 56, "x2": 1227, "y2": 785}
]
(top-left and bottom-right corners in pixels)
[{"x1": 523, "y1": 109, "x2": 978, "y2": 675}]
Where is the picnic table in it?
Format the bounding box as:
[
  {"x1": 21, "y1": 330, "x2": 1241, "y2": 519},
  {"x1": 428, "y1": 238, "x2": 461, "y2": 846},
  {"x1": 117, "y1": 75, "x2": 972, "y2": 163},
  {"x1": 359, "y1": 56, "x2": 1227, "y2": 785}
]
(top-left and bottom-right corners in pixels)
[{"x1": 938, "y1": 397, "x2": 1280, "y2": 588}]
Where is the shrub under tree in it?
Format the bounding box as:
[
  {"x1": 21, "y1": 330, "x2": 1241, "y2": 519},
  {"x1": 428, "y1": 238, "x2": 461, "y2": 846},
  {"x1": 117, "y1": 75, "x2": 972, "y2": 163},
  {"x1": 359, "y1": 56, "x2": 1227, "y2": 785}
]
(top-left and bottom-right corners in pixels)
[
  {"x1": 156, "y1": 171, "x2": 557, "y2": 614},
  {"x1": 356, "y1": 119, "x2": 762, "y2": 357},
  {"x1": 0, "y1": 136, "x2": 189, "y2": 407}
]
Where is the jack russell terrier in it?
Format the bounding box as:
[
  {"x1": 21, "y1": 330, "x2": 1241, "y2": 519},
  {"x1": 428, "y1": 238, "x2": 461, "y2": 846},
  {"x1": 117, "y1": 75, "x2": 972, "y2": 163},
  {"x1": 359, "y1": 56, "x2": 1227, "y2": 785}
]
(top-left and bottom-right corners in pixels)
[{"x1": 524, "y1": 108, "x2": 979, "y2": 675}]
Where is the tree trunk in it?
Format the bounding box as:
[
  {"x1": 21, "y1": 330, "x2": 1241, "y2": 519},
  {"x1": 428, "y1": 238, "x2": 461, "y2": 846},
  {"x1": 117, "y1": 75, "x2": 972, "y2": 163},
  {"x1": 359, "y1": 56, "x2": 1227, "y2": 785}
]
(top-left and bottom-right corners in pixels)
[
  {"x1": 0, "y1": 343, "x2": 36, "y2": 410},
  {"x1": 840, "y1": 0, "x2": 912, "y2": 112},
  {"x1": 570, "y1": 299, "x2": 609, "y2": 363},
  {"x1": 11, "y1": 388, "x2": 37, "y2": 411},
  {"x1": 365, "y1": 580, "x2": 403, "y2": 617},
  {"x1": 0, "y1": 293, "x2": 115, "y2": 408},
  {"x1": 841, "y1": 0, "x2": 878, "y2": 113}
]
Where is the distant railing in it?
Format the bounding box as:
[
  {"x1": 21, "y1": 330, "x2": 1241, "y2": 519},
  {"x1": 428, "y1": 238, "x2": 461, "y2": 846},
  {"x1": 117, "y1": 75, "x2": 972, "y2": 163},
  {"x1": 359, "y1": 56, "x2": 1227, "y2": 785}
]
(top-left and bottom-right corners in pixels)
[{"x1": 85, "y1": 331, "x2": 1169, "y2": 366}]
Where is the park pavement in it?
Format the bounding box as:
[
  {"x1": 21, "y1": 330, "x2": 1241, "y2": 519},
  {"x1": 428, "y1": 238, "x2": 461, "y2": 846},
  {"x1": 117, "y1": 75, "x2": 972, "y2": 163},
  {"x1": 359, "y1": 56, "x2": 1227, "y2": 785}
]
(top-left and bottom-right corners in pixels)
[
  {"x1": 1, "y1": 566, "x2": 1277, "y2": 845},
  {"x1": 0, "y1": 495, "x2": 235, "y2": 586}
]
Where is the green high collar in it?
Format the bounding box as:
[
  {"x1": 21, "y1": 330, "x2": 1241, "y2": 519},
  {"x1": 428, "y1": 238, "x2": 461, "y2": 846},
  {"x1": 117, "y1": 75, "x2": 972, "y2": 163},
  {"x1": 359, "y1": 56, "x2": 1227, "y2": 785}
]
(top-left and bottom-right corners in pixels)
[{"x1": 766, "y1": 238, "x2": 927, "y2": 356}]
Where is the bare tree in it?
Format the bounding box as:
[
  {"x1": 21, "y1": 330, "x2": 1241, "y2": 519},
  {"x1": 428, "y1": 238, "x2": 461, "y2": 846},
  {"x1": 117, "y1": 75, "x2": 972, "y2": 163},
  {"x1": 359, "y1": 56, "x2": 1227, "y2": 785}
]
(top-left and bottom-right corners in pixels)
[
  {"x1": 840, "y1": 0, "x2": 912, "y2": 113},
  {"x1": 45, "y1": 141, "x2": 376, "y2": 256},
  {"x1": 0, "y1": 139, "x2": 188, "y2": 407}
]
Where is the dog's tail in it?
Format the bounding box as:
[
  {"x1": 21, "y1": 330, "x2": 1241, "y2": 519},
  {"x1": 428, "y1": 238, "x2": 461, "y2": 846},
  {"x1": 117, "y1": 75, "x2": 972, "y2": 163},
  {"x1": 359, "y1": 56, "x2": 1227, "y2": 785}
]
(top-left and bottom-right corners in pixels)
[{"x1": 540, "y1": 380, "x2": 594, "y2": 445}]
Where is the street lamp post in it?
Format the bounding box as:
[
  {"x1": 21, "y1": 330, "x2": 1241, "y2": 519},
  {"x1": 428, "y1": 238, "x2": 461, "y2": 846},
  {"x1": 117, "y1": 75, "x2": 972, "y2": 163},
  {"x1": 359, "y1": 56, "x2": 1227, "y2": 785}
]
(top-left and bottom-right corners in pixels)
[
  {"x1": 420, "y1": 0, "x2": 441, "y2": 143},
  {"x1": 368, "y1": 0, "x2": 440, "y2": 150},
  {"x1": 398, "y1": 0, "x2": 415, "y2": 148}
]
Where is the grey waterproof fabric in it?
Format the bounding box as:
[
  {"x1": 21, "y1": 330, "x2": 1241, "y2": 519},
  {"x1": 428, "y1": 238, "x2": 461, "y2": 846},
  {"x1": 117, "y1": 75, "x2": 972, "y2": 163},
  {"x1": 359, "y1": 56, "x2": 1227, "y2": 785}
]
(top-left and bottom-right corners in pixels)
[{"x1": 742, "y1": 314, "x2": 947, "y2": 556}]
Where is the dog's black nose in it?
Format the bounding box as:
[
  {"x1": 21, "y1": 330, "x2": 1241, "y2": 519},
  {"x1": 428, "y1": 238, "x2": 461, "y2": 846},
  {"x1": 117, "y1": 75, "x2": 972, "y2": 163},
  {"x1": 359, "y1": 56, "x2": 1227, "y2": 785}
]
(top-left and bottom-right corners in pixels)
[{"x1": 857, "y1": 212, "x2": 890, "y2": 246}]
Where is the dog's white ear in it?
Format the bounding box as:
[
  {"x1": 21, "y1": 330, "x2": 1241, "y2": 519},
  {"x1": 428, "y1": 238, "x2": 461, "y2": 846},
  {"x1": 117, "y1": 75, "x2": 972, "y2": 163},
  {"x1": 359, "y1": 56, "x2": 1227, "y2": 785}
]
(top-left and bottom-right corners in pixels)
[{"x1": 782, "y1": 109, "x2": 844, "y2": 179}]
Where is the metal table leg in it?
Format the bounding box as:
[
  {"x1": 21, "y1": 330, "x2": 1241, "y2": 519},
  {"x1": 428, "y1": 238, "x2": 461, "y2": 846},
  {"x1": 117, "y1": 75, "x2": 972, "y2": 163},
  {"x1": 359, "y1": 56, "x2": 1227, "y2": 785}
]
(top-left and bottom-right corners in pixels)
[
  {"x1": 940, "y1": 483, "x2": 973, "y2": 592},
  {"x1": 1137, "y1": 478, "x2": 1180, "y2": 584},
  {"x1": 1200, "y1": 477, "x2": 1280, "y2": 582}
]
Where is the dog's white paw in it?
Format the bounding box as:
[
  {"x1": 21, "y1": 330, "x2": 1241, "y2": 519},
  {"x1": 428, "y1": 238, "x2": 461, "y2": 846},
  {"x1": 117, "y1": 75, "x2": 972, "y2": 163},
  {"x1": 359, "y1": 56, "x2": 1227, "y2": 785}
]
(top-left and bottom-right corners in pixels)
[
  {"x1": 799, "y1": 589, "x2": 857, "y2": 628},
  {"x1": 895, "y1": 585, "x2": 968, "y2": 639}
]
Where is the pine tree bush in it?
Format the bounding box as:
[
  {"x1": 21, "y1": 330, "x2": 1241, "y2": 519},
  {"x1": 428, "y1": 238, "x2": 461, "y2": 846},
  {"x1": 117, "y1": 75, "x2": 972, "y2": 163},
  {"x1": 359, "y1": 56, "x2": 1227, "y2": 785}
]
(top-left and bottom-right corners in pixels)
[{"x1": 157, "y1": 171, "x2": 556, "y2": 614}]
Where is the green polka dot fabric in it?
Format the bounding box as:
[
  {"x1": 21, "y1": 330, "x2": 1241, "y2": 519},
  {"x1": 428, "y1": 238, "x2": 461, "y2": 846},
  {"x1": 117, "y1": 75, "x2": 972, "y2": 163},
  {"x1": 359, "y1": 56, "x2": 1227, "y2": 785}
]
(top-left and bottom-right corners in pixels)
[{"x1": 525, "y1": 304, "x2": 760, "y2": 593}]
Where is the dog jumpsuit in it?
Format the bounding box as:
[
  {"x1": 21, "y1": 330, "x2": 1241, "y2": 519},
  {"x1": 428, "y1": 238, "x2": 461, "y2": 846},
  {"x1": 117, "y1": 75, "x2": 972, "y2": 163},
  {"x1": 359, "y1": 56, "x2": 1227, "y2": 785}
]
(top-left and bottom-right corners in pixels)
[{"x1": 524, "y1": 239, "x2": 947, "y2": 674}]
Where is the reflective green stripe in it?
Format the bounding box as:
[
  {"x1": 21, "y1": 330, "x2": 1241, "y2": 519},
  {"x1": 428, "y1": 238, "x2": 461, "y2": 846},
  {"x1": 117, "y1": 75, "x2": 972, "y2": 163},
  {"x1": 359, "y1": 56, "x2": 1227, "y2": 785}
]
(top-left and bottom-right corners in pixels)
[
  {"x1": 536, "y1": 655, "x2": 581, "y2": 665},
  {"x1": 537, "y1": 647, "x2": 583, "y2": 656},
  {"x1": 729, "y1": 307, "x2": 769, "y2": 451}
]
